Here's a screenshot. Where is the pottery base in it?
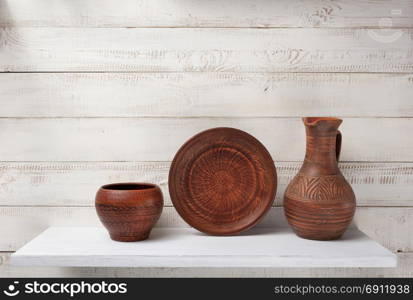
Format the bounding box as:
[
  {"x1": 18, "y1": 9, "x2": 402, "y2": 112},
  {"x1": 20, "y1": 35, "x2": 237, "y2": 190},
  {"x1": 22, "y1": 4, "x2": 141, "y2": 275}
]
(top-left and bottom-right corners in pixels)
[
  {"x1": 294, "y1": 230, "x2": 344, "y2": 241},
  {"x1": 109, "y1": 232, "x2": 150, "y2": 242}
]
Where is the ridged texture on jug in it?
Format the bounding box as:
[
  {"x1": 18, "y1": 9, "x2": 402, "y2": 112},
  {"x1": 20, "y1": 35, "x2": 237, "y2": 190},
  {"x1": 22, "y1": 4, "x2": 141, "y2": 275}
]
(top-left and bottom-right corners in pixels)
[{"x1": 284, "y1": 117, "x2": 356, "y2": 240}]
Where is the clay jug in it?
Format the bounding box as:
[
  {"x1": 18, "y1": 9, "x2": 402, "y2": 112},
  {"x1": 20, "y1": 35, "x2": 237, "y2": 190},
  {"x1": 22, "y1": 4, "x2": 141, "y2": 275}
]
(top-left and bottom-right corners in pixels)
[{"x1": 284, "y1": 117, "x2": 356, "y2": 240}]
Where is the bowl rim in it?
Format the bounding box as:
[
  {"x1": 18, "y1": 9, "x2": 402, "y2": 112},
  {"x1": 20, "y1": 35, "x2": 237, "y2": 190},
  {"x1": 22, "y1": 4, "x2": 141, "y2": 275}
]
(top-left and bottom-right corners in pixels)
[{"x1": 99, "y1": 182, "x2": 158, "y2": 192}]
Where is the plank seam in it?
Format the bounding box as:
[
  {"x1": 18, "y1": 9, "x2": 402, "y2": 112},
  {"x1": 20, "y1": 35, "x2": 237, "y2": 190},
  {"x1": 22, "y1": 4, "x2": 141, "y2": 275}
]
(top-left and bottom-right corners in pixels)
[
  {"x1": 1, "y1": 205, "x2": 412, "y2": 208},
  {"x1": 0, "y1": 117, "x2": 412, "y2": 120},
  {"x1": 1, "y1": 71, "x2": 413, "y2": 75},
  {"x1": 1, "y1": 25, "x2": 412, "y2": 29},
  {"x1": 1, "y1": 160, "x2": 413, "y2": 163}
]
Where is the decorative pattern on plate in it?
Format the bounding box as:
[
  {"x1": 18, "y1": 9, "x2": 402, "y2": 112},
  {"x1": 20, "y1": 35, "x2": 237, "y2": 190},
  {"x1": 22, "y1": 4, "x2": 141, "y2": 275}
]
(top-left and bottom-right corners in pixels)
[{"x1": 169, "y1": 127, "x2": 277, "y2": 235}]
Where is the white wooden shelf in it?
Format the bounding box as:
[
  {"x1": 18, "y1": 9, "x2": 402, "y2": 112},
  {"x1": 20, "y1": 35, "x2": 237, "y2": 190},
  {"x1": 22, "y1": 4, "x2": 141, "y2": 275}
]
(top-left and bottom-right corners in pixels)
[{"x1": 11, "y1": 227, "x2": 396, "y2": 268}]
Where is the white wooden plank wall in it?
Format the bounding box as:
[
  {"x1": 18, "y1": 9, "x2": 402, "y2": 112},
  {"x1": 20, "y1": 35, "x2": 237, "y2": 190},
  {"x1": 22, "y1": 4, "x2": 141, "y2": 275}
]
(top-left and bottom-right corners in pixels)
[{"x1": 0, "y1": 0, "x2": 412, "y2": 277}]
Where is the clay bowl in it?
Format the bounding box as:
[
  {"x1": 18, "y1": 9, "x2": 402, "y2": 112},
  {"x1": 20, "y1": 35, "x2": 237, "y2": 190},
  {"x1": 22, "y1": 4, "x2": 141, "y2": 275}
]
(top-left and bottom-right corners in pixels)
[{"x1": 95, "y1": 183, "x2": 163, "y2": 242}]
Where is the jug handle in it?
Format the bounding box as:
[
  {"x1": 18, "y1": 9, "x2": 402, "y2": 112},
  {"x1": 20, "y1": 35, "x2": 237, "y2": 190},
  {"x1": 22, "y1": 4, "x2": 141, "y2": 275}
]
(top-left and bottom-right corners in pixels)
[{"x1": 336, "y1": 131, "x2": 342, "y2": 162}]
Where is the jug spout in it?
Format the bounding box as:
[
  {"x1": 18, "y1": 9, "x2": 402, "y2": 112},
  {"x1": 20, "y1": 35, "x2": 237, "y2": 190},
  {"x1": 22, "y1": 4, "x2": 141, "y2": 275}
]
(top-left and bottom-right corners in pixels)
[{"x1": 303, "y1": 117, "x2": 342, "y2": 136}]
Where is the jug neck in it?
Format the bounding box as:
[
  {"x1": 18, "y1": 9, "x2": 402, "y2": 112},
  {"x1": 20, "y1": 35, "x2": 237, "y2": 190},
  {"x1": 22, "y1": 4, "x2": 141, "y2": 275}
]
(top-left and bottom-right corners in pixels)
[{"x1": 301, "y1": 117, "x2": 342, "y2": 176}]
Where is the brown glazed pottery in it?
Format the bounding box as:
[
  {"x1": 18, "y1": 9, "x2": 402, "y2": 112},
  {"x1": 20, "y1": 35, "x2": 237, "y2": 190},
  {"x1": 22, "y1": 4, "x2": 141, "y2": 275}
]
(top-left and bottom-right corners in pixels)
[
  {"x1": 95, "y1": 183, "x2": 163, "y2": 242},
  {"x1": 169, "y1": 127, "x2": 277, "y2": 235},
  {"x1": 284, "y1": 117, "x2": 356, "y2": 240}
]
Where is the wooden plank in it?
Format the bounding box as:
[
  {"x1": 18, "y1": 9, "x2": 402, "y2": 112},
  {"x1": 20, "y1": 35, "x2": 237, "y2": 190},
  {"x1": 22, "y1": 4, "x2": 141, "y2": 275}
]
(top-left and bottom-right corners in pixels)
[
  {"x1": 1, "y1": 73, "x2": 413, "y2": 117},
  {"x1": 0, "y1": 206, "x2": 411, "y2": 253},
  {"x1": 10, "y1": 227, "x2": 396, "y2": 268},
  {"x1": 0, "y1": 117, "x2": 412, "y2": 162},
  {"x1": 1, "y1": 162, "x2": 412, "y2": 207},
  {"x1": 1, "y1": 252, "x2": 412, "y2": 278},
  {"x1": 1, "y1": 0, "x2": 412, "y2": 28},
  {"x1": 0, "y1": 28, "x2": 411, "y2": 72}
]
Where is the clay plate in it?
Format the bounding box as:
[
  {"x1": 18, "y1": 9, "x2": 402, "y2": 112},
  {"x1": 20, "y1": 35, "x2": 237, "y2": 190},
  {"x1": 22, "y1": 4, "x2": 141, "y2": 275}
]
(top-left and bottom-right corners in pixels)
[{"x1": 169, "y1": 127, "x2": 277, "y2": 235}]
